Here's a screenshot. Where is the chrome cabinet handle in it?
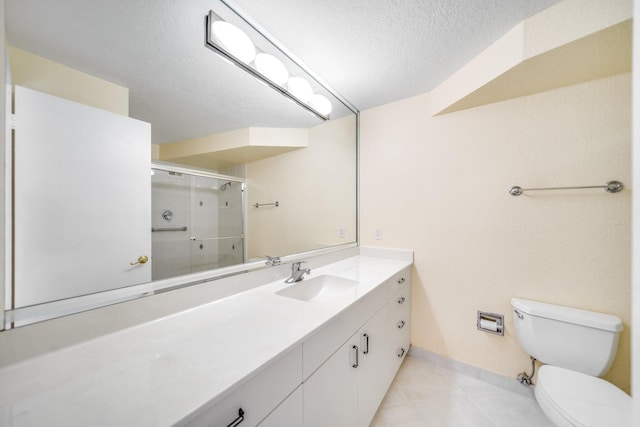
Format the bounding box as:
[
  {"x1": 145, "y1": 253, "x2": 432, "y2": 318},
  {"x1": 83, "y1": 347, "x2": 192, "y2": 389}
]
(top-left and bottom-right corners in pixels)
[
  {"x1": 397, "y1": 296, "x2": 406, "y2": 304},
  {"x1": 397, "y1": 320, "x2": 406, "y2": 329},
  {"x1": 363, "y1": 333, "x2": 369, "y2": 355},
  {"x1": 227, "y1": 408, "x2": 245, "y2": 427},
  {"x1": 397, "y1": 277, "x2": 405, "y2": 284},
  {"x1": 352, "y1": 345, "x2": 359, "y2": 368},
  {"x1": 397, "y1": 348, "x2": 406, "y2": 358}
]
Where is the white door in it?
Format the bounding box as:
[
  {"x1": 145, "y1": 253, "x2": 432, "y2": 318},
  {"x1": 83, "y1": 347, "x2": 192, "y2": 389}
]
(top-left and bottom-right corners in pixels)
[{"x1": 13, "y1": 86, "x2": 151, "y2": 307}]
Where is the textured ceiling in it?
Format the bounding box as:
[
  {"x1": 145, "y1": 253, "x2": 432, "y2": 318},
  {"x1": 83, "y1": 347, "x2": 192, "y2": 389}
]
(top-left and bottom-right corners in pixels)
[
  {"x1": 237, "y1": 0, "x2": 562, "y2": 110},
  {"x1": 6, "y1": 0, "x2": 561, "y2": 144}
]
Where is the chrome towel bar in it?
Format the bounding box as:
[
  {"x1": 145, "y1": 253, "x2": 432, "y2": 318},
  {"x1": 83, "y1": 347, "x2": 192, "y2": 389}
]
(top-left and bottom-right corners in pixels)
[
  {"x1": 151, "y1": 226, "x2": 188, "y2": 232},
  {"x1": 253, "y1": 201, "x2": 279, "y2": 208},
  {"x1": 189, "y1": 235, "x2": 244, "y2": 241},
  {"x1": 508, "y1": 180, "x2": 624, "y2": 197}
]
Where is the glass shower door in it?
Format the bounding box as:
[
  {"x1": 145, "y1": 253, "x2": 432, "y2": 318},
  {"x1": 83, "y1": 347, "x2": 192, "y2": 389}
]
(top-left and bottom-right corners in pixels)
[
  {"x1": 151, "y1": 166, "x2": 245, "y2": 281},
  {"x1": 190, "y1": 177, "x2": 245, "y2": 273},
  {"x1": 151, "y1": 169, "x2": 192, "y2": 280}
]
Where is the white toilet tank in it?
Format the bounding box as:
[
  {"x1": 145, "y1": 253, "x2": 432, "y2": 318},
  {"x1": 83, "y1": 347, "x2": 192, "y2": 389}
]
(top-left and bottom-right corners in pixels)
[{"x1": 511, "y1": 298, "x2": 623, "y2": 377}]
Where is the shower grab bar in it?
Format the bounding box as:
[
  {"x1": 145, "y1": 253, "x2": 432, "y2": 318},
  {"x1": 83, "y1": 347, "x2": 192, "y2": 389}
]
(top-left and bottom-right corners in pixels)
[
  {"x1": 253, "y1": 201, "x2": 279, "y2": 208},
  {"x1": 508, "y1": 180, "x2": 624, "y2": 197},
  {"x1": 189, "y1": 235, "x2": 245, "y2": 241},
  {"x1": 152, "y1": 226, "x2": 188, "y2": 232}
]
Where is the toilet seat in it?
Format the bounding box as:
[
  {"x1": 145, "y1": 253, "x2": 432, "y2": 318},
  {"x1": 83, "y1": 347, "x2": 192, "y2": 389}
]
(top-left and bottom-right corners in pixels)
[{"x1": 535, "y1": 365, "x2": 632, "y2": 427}]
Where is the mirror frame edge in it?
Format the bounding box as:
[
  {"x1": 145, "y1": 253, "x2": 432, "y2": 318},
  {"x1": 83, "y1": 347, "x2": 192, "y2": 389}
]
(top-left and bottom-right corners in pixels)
[{"x1": 0, "y1": 0, "x2": 6, "y2": 333}]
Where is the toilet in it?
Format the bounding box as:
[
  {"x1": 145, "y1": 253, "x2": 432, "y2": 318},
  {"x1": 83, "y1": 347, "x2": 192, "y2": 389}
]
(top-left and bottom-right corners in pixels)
[{"x1": 511, "y1": 298, "x2": 632, "y2": 427}]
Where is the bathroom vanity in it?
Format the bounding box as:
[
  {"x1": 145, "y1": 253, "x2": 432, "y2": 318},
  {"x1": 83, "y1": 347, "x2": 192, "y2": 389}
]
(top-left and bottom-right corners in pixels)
[{"x1": 0, "y1": 249, "x2": 412, "y2": 426}]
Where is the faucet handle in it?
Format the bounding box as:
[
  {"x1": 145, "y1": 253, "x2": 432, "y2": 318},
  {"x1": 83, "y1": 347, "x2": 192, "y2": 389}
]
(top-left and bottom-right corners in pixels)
[{"x1": 265, "y1": 255, "x2": 281, "y2": 266}]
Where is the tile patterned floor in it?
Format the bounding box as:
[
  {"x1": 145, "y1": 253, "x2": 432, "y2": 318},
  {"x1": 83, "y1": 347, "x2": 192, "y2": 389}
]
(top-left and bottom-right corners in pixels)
[{"x1": 370, "y1": 355, "x2": 554, "y2": 427}]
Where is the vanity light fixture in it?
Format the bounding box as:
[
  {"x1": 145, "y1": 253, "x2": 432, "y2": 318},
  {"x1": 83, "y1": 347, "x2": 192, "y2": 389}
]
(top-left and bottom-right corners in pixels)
[
  {"x1": 309, "y1": 93, "x2": 333, "y2": 116},
  {"x1": 205, "y1": 9, "x2": 332, "y2": 120},
  {"x1": 254, "y1": 53, "x2": 289, "y2": 85},
  {"x1": 210, "y1": 20, "x2": 256, "y2": 64},
  {"x1": 287, "y1": 76, "x2": 313, "y2": 102}
]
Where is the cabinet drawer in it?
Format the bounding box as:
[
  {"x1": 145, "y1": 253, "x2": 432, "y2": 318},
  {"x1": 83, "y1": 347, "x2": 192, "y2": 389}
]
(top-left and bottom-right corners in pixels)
[
  {"x1": 388, "y1": 283, "x2": 410, "y2": 320},
  {"x1": 387, "y1": 267, "x2": 411, "y2": 297},
  {"x1": 181, "y1": 344, "x2": 302, "y2": 427},
  {"x1": 390, "y1": 303, "x2": 411, "y2": 343},
  {"x1": 389, "y1": 305, "x2": 411, "y2": 372}
]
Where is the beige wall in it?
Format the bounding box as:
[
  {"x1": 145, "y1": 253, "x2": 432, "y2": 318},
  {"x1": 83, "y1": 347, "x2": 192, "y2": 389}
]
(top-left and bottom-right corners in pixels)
[
  {"x1": 8, "y1": 46, "x2": 128, "y2": 116},
  {"x1": 632, "y1": 0, "x2": 640, "y2": 409},
  {"x1": 360, "y1": 73, "x2": 632, "y2": 392},
  {"x1": 246, "y1": 115, "x2": 357, "y2": 259}
]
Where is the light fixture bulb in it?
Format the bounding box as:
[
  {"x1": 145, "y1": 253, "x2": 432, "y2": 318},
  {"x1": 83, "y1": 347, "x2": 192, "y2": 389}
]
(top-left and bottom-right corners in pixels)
[
  {"x1": 211, "y1": 20, "x2": 256, "y2": 64},
  {"x1": 308, "y1": 94, "x2": 332, "y2": 116},
  {"x1": 255, "y1": 53, "x2": 289, "y2": 85},
  {"x1": 287, "y1": 76, "x2": 313, "y2": 103}
]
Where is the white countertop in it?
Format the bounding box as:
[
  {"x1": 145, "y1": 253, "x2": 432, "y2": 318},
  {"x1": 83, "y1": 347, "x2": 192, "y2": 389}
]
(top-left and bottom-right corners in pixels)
[{"x1": 0, "y1": 254, "x2": 411, "y2": 426}]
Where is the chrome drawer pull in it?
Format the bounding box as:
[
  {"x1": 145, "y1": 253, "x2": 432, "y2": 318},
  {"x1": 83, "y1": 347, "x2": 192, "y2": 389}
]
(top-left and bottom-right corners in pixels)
[
  {"x1": 227, "y1": 408, "x2": 245, "y2": 427},
  {"x1": 352, "y1": 345, "x2": 359, "y2": 368},
  {"x1": 397, "y1": 296, "x2": 406, "y2": 304},
  {"x1": 363, "y1": 333, "x2": 370, "y2": 355},
  {"x1": 397, "y1": 277, "x2": 405, "y2": 284},
  {"x1": 397, "y1": 348, "x2": 406, "y2": 358},
  {"x1": 397, "y1": 320, "x2": 405, "y2": 329}
]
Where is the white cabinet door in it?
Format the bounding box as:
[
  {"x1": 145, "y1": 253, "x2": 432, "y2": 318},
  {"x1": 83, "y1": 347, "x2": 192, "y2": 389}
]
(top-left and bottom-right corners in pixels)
[
  {"x1": 303, "y1": 334, "x2": 359, "y2": 427},
  {"x1": 358, "y1": 305, "x2": 391, "y2": 427},
  {"x1": 13, "y1": 86, "x2": 151, "y2": 307}
]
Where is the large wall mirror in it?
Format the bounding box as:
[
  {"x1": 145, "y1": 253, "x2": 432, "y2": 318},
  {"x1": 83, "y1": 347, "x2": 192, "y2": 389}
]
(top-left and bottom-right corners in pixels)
[{"x1": 3, "y1": 0, "x2": 358, "y2": 327}]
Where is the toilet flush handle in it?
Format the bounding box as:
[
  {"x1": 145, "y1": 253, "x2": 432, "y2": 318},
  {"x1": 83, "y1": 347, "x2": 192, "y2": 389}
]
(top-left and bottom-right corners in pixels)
[{"x1": 514, "y1": 309, "x2": 523, "y2": 320}]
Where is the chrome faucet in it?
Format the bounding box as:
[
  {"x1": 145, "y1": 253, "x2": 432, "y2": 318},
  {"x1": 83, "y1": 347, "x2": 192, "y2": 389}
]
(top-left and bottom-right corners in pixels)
[{"x1": 285, "y1": 261, "x2": 310, "y2": 283}]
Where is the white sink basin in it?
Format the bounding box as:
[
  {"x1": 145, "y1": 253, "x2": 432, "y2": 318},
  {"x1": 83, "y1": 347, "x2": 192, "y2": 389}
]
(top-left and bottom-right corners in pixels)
[{"x1": 276, "y1": 275, "x2": 359, "y2": 303}]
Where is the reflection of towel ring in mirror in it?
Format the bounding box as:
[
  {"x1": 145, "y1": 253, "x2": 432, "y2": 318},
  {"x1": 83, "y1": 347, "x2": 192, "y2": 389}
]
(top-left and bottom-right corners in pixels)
[
  {"x1": 220, "y1": 181, "x2": 231, "y2": 191},
  {"x1": 161, "y1": 210, "x2": 174, "y2": 221}
]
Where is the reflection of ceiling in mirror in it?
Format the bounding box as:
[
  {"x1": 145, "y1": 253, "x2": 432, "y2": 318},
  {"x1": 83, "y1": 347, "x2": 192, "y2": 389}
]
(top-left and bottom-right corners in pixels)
[{"x1": 5, "y1": 0, "x2": 352, "y2": 145}]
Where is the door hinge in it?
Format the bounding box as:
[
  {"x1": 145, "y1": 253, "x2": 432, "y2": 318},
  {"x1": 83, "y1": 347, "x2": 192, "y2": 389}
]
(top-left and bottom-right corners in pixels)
[{"x1": 11, "y1": 114, "x2": 16, "y2": 130}]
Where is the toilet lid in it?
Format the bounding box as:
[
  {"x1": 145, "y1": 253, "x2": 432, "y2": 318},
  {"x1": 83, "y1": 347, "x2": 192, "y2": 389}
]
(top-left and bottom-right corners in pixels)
[{"x1": 536, "y1": 365, "x2": 632, "y2": 427}]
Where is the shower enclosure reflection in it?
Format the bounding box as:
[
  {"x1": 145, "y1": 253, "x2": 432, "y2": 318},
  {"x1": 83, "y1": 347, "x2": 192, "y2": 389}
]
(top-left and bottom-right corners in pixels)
[{"x1": 151, "y1": 164, "x2": 245, "y2": 280}]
